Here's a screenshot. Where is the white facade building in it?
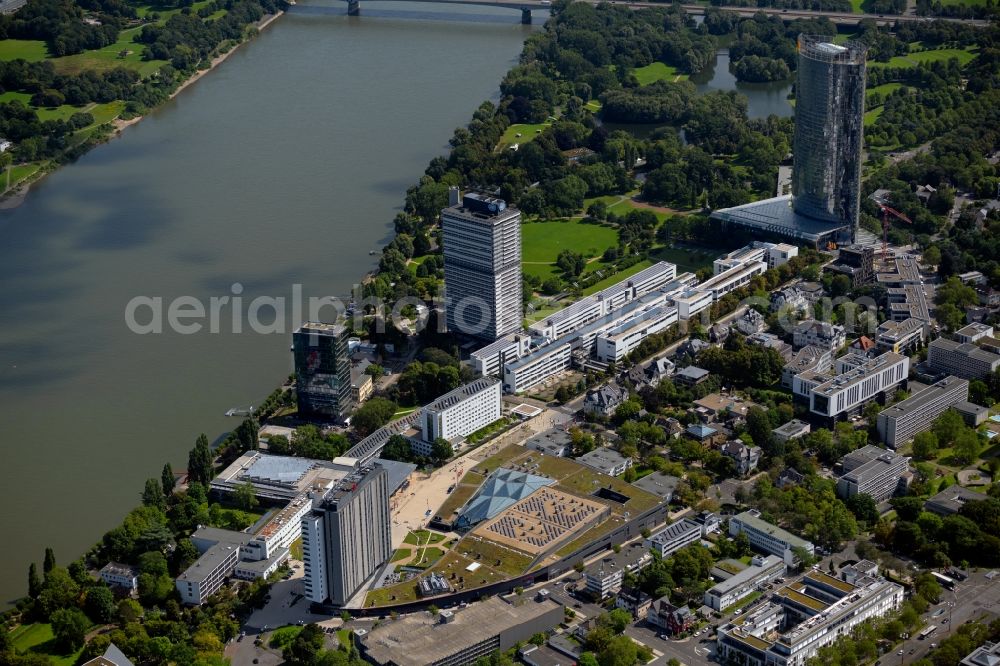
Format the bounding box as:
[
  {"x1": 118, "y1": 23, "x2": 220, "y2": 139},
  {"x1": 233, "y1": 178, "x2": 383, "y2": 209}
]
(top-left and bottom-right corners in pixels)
[
  {"x1": 469, "y1": 334, "x2": 531, "y2": 377},
  {"x1": 647, "y1": 519, "x2": 702, "y2": 558},
  {"x1": 502, "y1": 341, "x2": 572, "y2": 394},
  {"x1": 416, "y1": 377, "x2": 502, "y2": 454},
  {"x1": 99, "y1": 563, "x2": 138, "y2": 591},
  {"x1": 699, "y1": 261, "x2": 767, "y2": 300},
  {"x1": 595, "y1": 305, "x2": 678, "y2": 362},
  {"x1": 929, "y1": 338, "x2": 1000, "y2": 380},
  {"x1": 704, "y1": 555, "x2": 785, "y2": 611},
  {"x1": 792, "y1": 320, "x2": 846, "y2": 352},
  {"x1": 729, "y1": 510, "x2": 814, "y2": 565},
  {"x1": 809, "y1": 352, "x2": 909, "y2": 420},
  {"x1": 672, "y1": 289, "x2": 714, "y2": 320}
]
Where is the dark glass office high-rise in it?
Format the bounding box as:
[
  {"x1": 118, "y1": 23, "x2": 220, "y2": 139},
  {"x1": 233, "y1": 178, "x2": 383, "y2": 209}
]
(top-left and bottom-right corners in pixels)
[
  {"x1": 792, "y1": 35, "x2": 868, "y2": 240},
  {"x1": 293, "y1": 322, "x2": 354, "y2": 421}
]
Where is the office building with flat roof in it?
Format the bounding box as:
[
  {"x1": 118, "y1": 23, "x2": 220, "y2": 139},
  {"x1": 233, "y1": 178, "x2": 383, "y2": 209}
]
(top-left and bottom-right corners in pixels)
[
  {"x1": 729, "y1": 510, "x2": 814, "y2": 566},
  {"x1": 585, "y1": 543, "x2": 652, "y2": 599},
  {"x1": 929, "y1": 337, "x2": 1000, "y2": 379},
  {"x1": 877, "y1": 376, "x2": 968, "y2": 448},
  {"x1": 773, "y1": 419, "x2": 811, "y2": 444},
  {"x1": 704, "y1": 555, "x2": 785, "y2": 611},
  {"x1": 442, "y1": 192, "x2": 522, "y2": 341},
  {"x1": 836, "y1": 444, "x2": 909, "y2": 502},
  {"x1": 647, "y1": 519, "x2": 702, "y2": 558},
  {"x1": 717, "y1": 569, "x2": 902, "y2": 666},
  {"x1": 809, "y1": 352, "x2": 909, "y2": 420},
  {"x1": 176, "y1": 529, "x2": 252, "y2": 605},
  {"x1": 293, "y1": 322, "x2": 354, "y2": 421},
  {"x1": 356, "y1": 594, "x2": 563, "y2": 666},
  {"x1": 414, "y1": 376, "x2": 501, "y2": 455},
  {"x1": 576, "y1": 447, "x2": 632, "y2": 477},
  {"x1": 502, "y1": 340, "x2": 572, "y2": 394},
  {"x1": 528, "y1": 262, "x2": 677, "y2": 341},
  {"x1": 875, "y1": 317, "x2": 926, "y2": 355},
  {"x1": 469, "y1": 333, "x2": 531, "y2": 377},
  {"x1": 302, "y1": 461, "x2": 391, "y2": 607},
  {"x1": 956, "y1": 323, "x2": 995, "y2": 344},
  {"x1": 923, "y1": 485, "x2": 985, "y2": 516}
]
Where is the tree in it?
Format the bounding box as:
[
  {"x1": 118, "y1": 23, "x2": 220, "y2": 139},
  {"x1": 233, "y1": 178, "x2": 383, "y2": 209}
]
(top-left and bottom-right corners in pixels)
[
  {"x1": 161, "y1": 463, "x2": 176, "y2": 497},
  {"x1": 142, "y1": 478, "x2": 164, "y2": 509},
  {"x1": 50, "y1": 607, "x2": 89, "y2": 651},
  {"x1": 932, "y1": 409, "x2": 965, "y2": 445},
  {"x1": 235, "y1": 480, "x2": 259, "y2": 512},
  {"x1": 912, "y1": 431, "x2": 939, "y2": 460},
  {"x1": 352, "y1": 397, "x2": 398, "y2": 437},
  {"x1": 43, "y1": 547, "x2": 56, "y2": 575},
  {"x1": 432, "y1": 437, "x2": 453, "y2": 463},
  {"x1": 28, "y1": 563, "x2": 41, "y2": 598},
  {"x1": 603, "y1": 608, "x2": 632, "y2": 633},
  {"x1": 556, "y1": 249, "x2": 587, "y2": 278},
  {"x1": 846, "y1": 493, "x2": 880, "y2": 526},
  {"x1": 188, "y1": 433, "x2": 215, "y2": 485},
  {"x1": 117, "y1": 598, "x2": 143, "y2": 624},
  {"x1": 381, "y1": 434, "x2": 414, "y2": 463},
  {"x1": 953, "y1": 429, "x2": 981, "y2": 464},
  {"x1": 923, "y1": 245, "x2": 941, "y2": 266},
  {"x1": 84, "y1": 585, "x2": 116, "y2": 623}
]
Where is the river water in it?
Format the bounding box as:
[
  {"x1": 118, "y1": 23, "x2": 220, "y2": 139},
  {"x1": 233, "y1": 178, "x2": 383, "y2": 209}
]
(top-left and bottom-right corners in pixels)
[
  {"x1": 0, "y1": 7, "x2": 792, "y2": 607},
  {"x1": 0, "y1": 1, "x2": 535, "y2": 605}
]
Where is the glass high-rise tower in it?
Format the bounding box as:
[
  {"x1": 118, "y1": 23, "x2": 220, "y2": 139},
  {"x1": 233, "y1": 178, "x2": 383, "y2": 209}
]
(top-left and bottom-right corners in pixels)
[
  {"x1": 792, "y1": 35, "x2": 868, "y2": 239},
  {"x1": 293, "y1": 322, "x2": 354, "y2": 421}
]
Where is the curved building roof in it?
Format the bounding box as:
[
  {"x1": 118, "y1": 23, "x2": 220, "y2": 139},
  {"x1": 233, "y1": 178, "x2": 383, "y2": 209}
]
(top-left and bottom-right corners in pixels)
[{"x1": 455, "y1": 467, "x2": 554, "y2": 529}]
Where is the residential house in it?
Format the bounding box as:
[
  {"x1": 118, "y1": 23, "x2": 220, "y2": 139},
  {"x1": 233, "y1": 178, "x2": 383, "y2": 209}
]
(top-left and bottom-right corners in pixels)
[
  {"x1": 792, "y1": 320, "x2": 846, "y2": 352},
  {"x1": 735, "y1": 309, "x2": 767, "y2": 336},
  {"x1": 647, "y1": 599, "x2": 695, "y2": 636},
  {"x1": 615, "y1": 586, "x2": 653, "y2": 619},
  {"x1": 772, "y1": 419, "x2": 810, "y2": 444},
  {"x1": 770, "y1": 287, "x2": 807, "y2": 314},
  {"x1": 721, "y1": 440, "x2": 762, "y2": 477},
  {"x1": 709, "y1": 323, "x2": 730, "y2": 344},
  {"x1": 776, "y1": 467, "x2": 805, "y2": 489},
  {"x1": 583, "y1": 384, "x2": 630, "y2": 418},
  {"x1": 675, "y1": 366, "x2": 710, "y2": 387},
  {"x1": 849, "y1": 336, "x2": 876, "y2": 357}
]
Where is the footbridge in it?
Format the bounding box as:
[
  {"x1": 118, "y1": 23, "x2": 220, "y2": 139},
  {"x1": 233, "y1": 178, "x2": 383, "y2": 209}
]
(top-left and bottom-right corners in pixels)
[{"x1": 339, "y1": 0, "x2": 986, "y2": 26}]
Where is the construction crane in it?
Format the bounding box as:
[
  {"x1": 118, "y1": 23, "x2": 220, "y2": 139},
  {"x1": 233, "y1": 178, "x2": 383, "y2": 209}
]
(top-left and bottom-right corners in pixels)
[{"x1": 876, "y1": 201, "x2": 913, "y2": 262}]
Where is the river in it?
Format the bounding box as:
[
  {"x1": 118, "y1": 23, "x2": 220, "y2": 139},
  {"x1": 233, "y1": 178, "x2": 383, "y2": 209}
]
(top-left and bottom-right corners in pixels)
[
  {"x1": 0, "y1": 6, "x2": 792, "y2": 607},
  {"x1": 0, "y1": 0, "x2": 536, "y2": 605}
]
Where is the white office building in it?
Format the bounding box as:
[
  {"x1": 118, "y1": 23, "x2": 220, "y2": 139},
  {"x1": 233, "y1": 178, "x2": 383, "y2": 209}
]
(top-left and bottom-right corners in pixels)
[
  {"x1": 877, "y1": 376, "x2": 969, "y2": 448},
  {"x1": 729, "y1": 510, "x2": 814, "y2": 566},
  {"x1": 928, "y1": 338, "x2": 1000, "y2": 380},
  {"x1": 647, "y1": 519, "x2": 702, "y2": 558},
  {"x1": 99, "y1": 563, "x2": 138, "y2": 591},
  {"x1": 698, "y1": 261, "x2": 767, "y2": 300},
  {"x1": 704, "y1": 555, "x2": 785, "y2": 611},
  {"x1": 875, "y1": 317, "x2": 925, "y2": 354},
  {"x1": 595, "y1": 305, "x2": 678, "y2": 363},
  {"x1": 672, "y1": 289, "x2": 714, "y2": 320},
  {"x1": 502, "y1": 341, "x2": 572, "y2": 394},
  {"x1": 955, "y1": 323, "x2": 994, "y2": 344},
  {"x1": 528, "y1": 262, "x2": 677, "y2": 341},
  {"x1": 836, "y1": 444, "x2": 909, "y2": 502},
  {"x1": 442, "y1": 192, "x2": 522, "y2": 341},
  {"x1": 469, "y1": 334, "x2": 531, "y2": 378},
  {"x1": 808, "y1": 352, "x2": 909, "y2": 420},
  {"x1": 176, "y1": 528, "x2": 251, "y2": 605},
  {"x1": 792, "y1": 320, "x2": 846, "y2": 352},
  {"x1": 415, "y1": 377, "x2": 502, "y2": 454}
]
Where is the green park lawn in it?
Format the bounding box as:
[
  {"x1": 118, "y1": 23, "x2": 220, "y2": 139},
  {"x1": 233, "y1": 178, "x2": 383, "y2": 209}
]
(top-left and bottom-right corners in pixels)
[
  {"x1": 849, "y1": 0, "x2": 865, "y2": 12},
  {"x1": 648, "y1": 244, "x2": 715, "y2": 274},
  {"x1": 268, "y1": 625, "x2": 303, "y2": 649},
  {"x1": 9, "y1": 623, "x2": 86, "y2": 666},
  {"x1": 632, "y1": 61, "x2": 688, "y2": 85},
  {"x1": 1, "y1": 163, "x2": 42, "y2": 193},
  {"x1": 521, "y1": 218, "x2": 617, "y2": 264},
  {"x1": 50, "y1": 28, "x2": 168, "y2": 76},
  {"x1": 867, "y1": 82, "x2": 905, "y2": 97},
  {"x1": 871, "y1": 47, "x2": 978, "y2": 69},
  {"x1": 864, "y1": 107, "x2": 883, "y2": 127},
  {"x1": 0, "y1": 39, "x2": 49, "y2": 61},
  {"x1": 581, "y1": 260, "x2": 653, "y2": 296},
  {"x1": 584, "y1": 99, "x2": 602, "y2": 113},
  {"x1": 498, "y1": 121, "x2": 552, "y2": 149}
]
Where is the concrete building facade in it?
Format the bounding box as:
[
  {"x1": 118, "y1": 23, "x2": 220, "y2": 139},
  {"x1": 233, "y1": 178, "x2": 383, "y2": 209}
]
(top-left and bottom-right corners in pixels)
[{"x1": 877, "y1": 376, "x2": 969, "y2": 448}]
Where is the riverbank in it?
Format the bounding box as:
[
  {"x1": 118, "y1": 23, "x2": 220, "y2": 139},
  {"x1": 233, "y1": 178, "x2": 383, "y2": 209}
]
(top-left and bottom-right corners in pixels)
[{"x1": 0, "y1": 10, "x2": 285, "y2": 209}]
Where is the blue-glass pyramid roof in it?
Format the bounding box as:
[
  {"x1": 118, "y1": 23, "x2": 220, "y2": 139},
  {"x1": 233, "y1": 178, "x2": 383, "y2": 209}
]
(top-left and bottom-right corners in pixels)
[{"x1": 455, "y1": 467, "x2": 554, "y2": 529}]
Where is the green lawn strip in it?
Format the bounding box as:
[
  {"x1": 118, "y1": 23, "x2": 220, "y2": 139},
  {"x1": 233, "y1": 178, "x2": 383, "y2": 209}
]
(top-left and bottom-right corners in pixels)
[
  {"x1": 336, "y1": 629, "x2": 352, "y2": 649},
  {"x1": 414, "y1": 546, "x2": 446, "y2": 568},
  {"x1": 581, "y1": 260, "x2": 653, "y2": 296},
  {"x1": 864, "y1": 107, "x2": 884, "y2": 127},
  {"x1": 0, "y1": 39, "x2": 50, "y2": 61},
  {"x1": 436, "y1": 475, "x2": 482, "y2": 518},
  {"x1": 391, "y1": 406, "x2": 419, "y2": 419},
  {"x1": 2, "y1": 163, "x2": 43, "y2": 193},
  {"x1": 49, "y1": 27, "x2": 168, "y2": 76},
  {"x1": 849, "y1": 0, "x2": 865, "y2": 12},
  {"x1": 867, "y1": 82, "x2": 904, "y2": 97},
  {"x1": 870, "y1": 47, "x2": 978, "y2": 69},
  {"x1": 466, "y1": 417, "x2": 514, "y2": 445},
  {"x1": 390, "y1": 548, "x2": 412, "y2": 563},
  {"x1": 472, "y1": 446, "x2": 532, "y2": 476},
  {"x1": 632, "y1": 61, "x2": 688, "y2": 85},
  {"x1": 0, "y1": 92, "x2": 33, "y2": 105},
  {"x1": 10, "y1": 623, "x2": 86, "y2": 666},
  {"x1": 606, "y1": 197, "x2": 670, "y2": 222},
  {"x1": 268, "y1": 625, "x2": 303, "y2": 649},
  {"x1": 723, "y1": 591, "x2": 762, "y2": 614},
  {"x1": 524, "y1": 300, "x2": 570, "y2": 325},
  {"x1": 521, "y1": 218, "x2": 618, "y2": 263},
  {"x1": 453, "y1": 537, "x2": 532, "y2": 577},
  {"x1": 498, "y1": 121, "x2": 552, "y2": 149},
  {"x1": 584, "y1": 99, "x2": 602, "y2": 113},
  {"x1": 290, "y1": 537, "x2": 303, "y2": 560},
  {"x1": 555, "y1": 516, "x2": 624, "y2": 557}
]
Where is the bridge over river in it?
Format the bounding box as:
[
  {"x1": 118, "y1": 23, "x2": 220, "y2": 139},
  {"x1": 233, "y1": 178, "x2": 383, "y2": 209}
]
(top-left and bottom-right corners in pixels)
[{"x1": 338, "y1": 0, "x2": 987, "y2": 26}]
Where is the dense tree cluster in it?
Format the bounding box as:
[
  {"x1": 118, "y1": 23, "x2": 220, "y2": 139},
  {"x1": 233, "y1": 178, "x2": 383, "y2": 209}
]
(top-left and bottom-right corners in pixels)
[
  {"x1": 0, "y1": 0, "x2": 125, "y2": 56},
  {"x1": 880, "y1": 494, "x2": 1000, "y2": 568},
  {"x1": 748, "y1": 475, "x2": 859, "y2": 550}
]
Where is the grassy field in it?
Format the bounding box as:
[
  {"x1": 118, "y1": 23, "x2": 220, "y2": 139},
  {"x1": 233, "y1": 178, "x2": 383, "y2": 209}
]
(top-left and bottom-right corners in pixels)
[
  {"x1": 50, "y1": 27, "x2": 168, "y2": 76},
  {"x1": 585, "y1": 100, "x2": 602, "y2": 113},
  {"x1": 864, "y1": 107, "x2": 884, "y2": 127},
  {"x1": 0, "y1": 39, "x2": 49, "y2": 61},
  {"x1": 871, "y1": 47, "x2": 978, "y2": 68},
  {"x1": 867, "y1": 82, "x2": 905, "y2": 97},
  {"x1": 581, "y1": 260, "x2": 652, "y2": 296},
  {"x1": 498, "y1": 121, "x2": 552, "y2": 150},
  {"x1": 268, "y1": 625, "x2": 303, "y2": 649},
  {"x1": 1, "y1": 163, "x2": 42, "y2": 193},
  {"x1": 633, "y1": 61, "x2": 688, "y2": 85},
  {"x1": 456, "y1": 536, "x2": 533, "y2": 576},
  {"x1": 403, "y1": 530, "x2": 446, "y2": 546},
  {"x1": 391, "y1": 548, "x2": 412, "y2": 562},
  {"x1": 436, "y1": 473, "x2": 482, "y2": 518},
  {"x1": 472, "y1": 445, "x2": 530, "y2": 476},
  {"x1": 521, "y1": 218, "x2": 618, "y2": 282},
  {"x1": 9, "y1": 623, "x2": 85, "y2": 666}
]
